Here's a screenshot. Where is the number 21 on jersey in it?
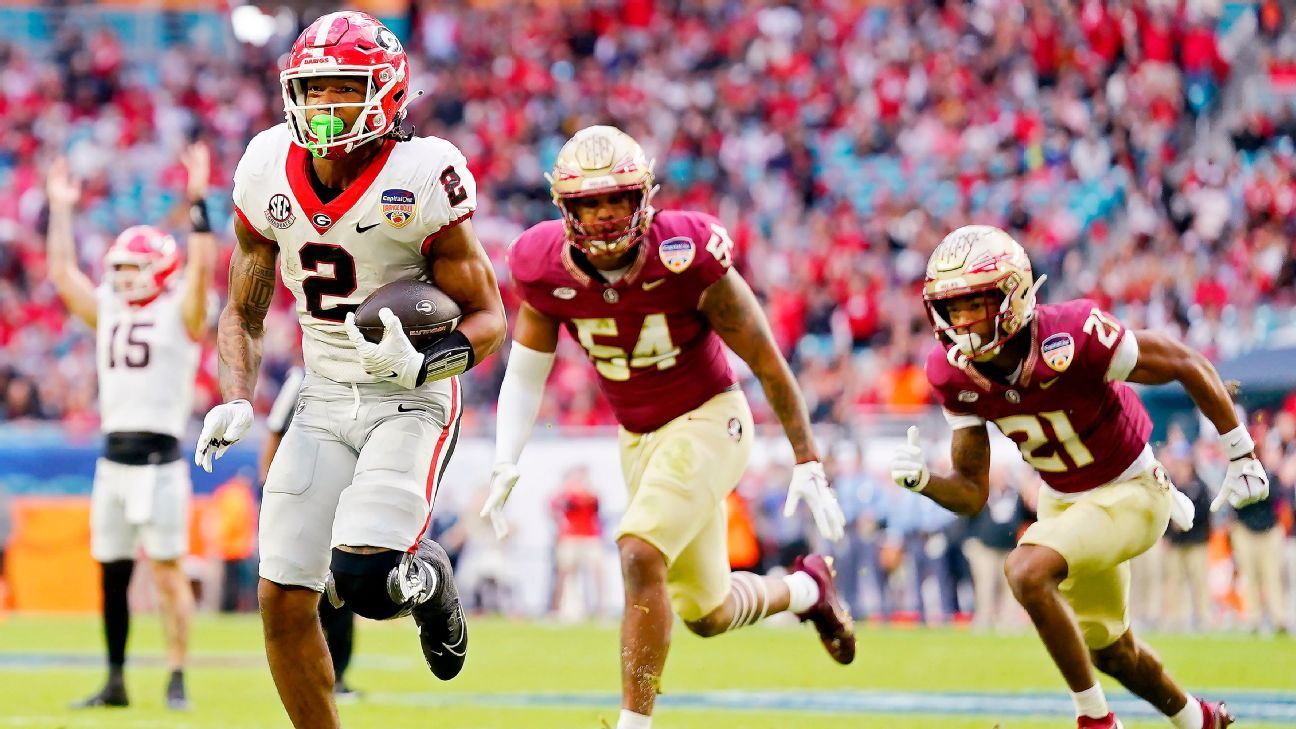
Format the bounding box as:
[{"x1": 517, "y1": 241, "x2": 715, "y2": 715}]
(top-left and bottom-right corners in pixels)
[
  {"x1": 995, "y1": 410, "x2": 1095, "y2": 473},
  {"x1": 572, "y1": 315, "x2": 679, "y2": 381}
]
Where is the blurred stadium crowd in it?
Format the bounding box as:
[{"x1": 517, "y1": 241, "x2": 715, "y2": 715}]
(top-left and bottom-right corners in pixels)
[{"x1": 0, "y1": 0, "x2": 1294, "y2": 625}]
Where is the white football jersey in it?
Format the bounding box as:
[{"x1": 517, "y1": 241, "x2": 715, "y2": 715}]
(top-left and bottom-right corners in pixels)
[
  {"x1": 95, "y1": 285, "x2": 200, "y2": 439},
  {"x1": 232, "y1": 124, "x2": 477, "y2": 384}
]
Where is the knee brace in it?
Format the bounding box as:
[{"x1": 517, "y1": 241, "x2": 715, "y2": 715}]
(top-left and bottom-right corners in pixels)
[{"x1": 327, "y1": 549, "x2": 409, "y2": 621}]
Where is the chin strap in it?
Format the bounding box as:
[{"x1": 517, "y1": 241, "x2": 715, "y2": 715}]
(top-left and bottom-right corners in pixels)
[{"x1": 1021, "y1": 274, "x2": 1047, "y2": 318}]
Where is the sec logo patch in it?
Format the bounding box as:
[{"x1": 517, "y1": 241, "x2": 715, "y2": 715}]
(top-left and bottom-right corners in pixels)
[
  {"x1": 1041, "y1": 333, "x2": 1075, "y2": 372},
  {"x1": 266, "y1": 194, "x2": 295, "y2": 229}
]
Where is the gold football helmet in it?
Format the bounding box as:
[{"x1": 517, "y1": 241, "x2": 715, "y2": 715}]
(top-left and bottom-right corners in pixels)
[
  {"x1": 546, "y1": 125, "x2": 657, "y2": 256},
  {"x1": 923, "y1": 225, "x2": 1046, "y2": 360}
]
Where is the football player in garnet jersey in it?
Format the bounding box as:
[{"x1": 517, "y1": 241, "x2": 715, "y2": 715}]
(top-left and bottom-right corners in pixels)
[
  {"x1": 192, "y1": 12, "x2": 505, "y2": 729},
  {"x1": 891, "y1": 225, "x2": 1263, "y2": 729},
  {"x1": 483, "y1": 125, "x2": 854, "y2": 729},
  {"x1": 46, "y1": 144, "x2": 215, "y2": 711}
]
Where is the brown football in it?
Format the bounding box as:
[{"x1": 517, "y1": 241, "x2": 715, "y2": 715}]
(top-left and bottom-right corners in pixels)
[{"x1": 354, "y1": 279, "x2": 462, "y2": 350}]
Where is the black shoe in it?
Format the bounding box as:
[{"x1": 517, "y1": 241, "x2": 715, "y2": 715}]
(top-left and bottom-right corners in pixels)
[
  {"x1": 408, "y1": 539, "x2": 468, "y2": 680},
  {"x1": 72, "y1": 681, "x2": 129, "y2": 709},
  {"x1": 165, "y1": 670, "x2": 189, "y2": 710},
  {"x1": 333, "y1": 680, "x2": 363, "y2": 704}
]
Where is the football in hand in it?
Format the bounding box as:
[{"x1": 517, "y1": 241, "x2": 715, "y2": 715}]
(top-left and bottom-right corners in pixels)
[{"x1": 353, "y1": 280, "x2": 462, "y2": 350}]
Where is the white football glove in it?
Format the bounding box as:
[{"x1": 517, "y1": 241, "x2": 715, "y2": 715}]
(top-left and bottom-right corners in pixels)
[
  {"x1": 891, "y1": 426, "x2": 930, "y2": 492},
  {"x1": 783, "y1": 461, "x2": 846, "y2": 542},
  {"x1": 1211, "y1": 456, "x2": 1269, "y2": 512},
  {"x1": 343, "y1": 308, "x2": 424, "y2": 389},
  {"x1": 479, "y1": 463, "x2": 520, "y2": 540},
  {"x1": 194, "y1": 399, "x2": 254, "y2": 473}
]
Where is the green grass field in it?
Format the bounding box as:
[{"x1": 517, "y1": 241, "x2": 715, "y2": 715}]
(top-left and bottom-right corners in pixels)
[{"x1": 0, "y1": 614, "x2": 1293, "y2": 728}]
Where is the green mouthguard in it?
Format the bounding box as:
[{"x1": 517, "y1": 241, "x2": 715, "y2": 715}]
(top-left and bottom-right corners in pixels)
[{"x1": 308, "y1": 114, "x2": 345, "y2": 158}]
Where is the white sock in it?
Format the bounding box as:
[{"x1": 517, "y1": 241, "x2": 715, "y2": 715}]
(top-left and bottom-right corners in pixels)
[
  {"x1": 782, "y1": 571, "x2": 820, "y2": 614},
  {"x1": 616, "y1": 709, "x2": 652, "y2": 729},
  {"x1": 1170, "y1": 698, "x2": 1204, "y2": 729},
  {"x1": 1072, "y1": 684, "x2": 1109, "y2": 719}
]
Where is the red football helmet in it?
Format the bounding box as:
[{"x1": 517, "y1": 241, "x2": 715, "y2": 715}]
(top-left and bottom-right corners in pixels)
[
  {"x1": 104, "y1": 225, "x2": 180, "y2": 304},
  {"x1": 280, "y1": 11, "x2": 410, "y2": 160}
]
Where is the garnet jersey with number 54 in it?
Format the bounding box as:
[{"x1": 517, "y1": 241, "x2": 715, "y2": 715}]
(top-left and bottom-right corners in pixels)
[
  {"x1": 232, "y1": 123, "x2": 475, "y2": 383},
  {"x1": 928, "y1": 299, "x2": 1152, "y2": 494},
  {"x1": 510, "y1": 210, "x2": 738, "y2": 434}
]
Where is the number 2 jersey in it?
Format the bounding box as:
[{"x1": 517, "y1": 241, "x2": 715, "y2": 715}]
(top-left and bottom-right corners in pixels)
[
  {"x1": 509, "y1": 210, "x2": 738, "y2": 434},
  {"x1": 231, "y1": 123, "x2": 476, "y2": 383},
  {"x1": 927, "y1": 299, "x2": 1152, "y2": 495},
  {"x1": 95, "y1": 285, "x2": 199, "y2": 439}
]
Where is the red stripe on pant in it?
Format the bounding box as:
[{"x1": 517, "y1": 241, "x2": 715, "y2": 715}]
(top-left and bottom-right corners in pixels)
[{"x1": 410, "y1": 377, "x2": 461, "y2": 551}]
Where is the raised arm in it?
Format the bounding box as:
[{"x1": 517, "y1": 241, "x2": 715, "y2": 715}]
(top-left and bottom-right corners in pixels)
[
  {"x1": 218, "y1": 216, "x2": 279, "y2": 402},
  {"x1": 700, "y1": 268, "x2": 818, "y2": 462},
  {"x1": 44, "y1": 158, "x2": 98, "y2": 328},
  {"x1": 427, "y1": 219, "x2": 508, "y2": 363},
  {"x1": 177, "y1": 142, "x2": 217, "y2": 340}
]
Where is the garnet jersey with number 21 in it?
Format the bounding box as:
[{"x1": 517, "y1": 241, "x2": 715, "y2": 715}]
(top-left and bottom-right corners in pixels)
[
  {"x1": 510, "y1": 210, "x2": 739, "y2": 434},
  {"x1": 928, "y1": 299, "x2": 1152, "y2": 494},
  {"x1": 232, "y1": 123, "x2": 475, "y2": 383}
]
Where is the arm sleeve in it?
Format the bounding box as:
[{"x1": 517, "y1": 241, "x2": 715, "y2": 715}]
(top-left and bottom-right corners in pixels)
[
  {"x1": 492, "y1": 342, "x2": 556, "y2": 465},
  {"x1": 942, "y1": 408, "x2": 987, "y2": 430},
  {"x1": 1105, "y1": 330, "x2": 1139, "y2": 382}
]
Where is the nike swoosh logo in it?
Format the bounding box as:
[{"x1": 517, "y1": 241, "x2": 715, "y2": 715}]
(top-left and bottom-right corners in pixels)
[
  {"x1": 397, "y1": 404, "x2": 427, "y2": 413},
  {"x1": 424, "y1": 607, "x2": 467, "y2": 657},
  {"x1": 1040, "y1": 377, "x2": 1060, "y2": 389},
  {"x1": 642, "y1": 279, "x2": 665, "y2": 291},
  {"x1": 355, "y1": 222, "x2": 380, "y2": 234}
]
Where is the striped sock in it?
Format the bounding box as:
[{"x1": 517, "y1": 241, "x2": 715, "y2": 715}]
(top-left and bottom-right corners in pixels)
[{"x1": 724, "y1": 573, "x2": 772, "y2": 633}]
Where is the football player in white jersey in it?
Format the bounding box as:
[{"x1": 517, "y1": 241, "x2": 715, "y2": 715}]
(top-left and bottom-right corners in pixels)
[
  {"x1": 45, "y1": 144, "x2": 216, "y2": 711},
  {"x1": 193, "y1": 12, "x2": 505, "y2": 729}
]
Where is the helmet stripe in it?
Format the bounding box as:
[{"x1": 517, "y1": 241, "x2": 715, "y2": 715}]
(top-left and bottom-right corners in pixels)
[{"x1": 314, "y1": 14, "x2": 340, "y2": 47}]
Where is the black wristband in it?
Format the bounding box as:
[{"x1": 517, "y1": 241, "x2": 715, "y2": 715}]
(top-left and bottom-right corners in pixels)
[
  {"x1": 189, "y1": 198, "x2": 211, "y2": 233},
  {"x1": 415, "y1": 330, "x2": 476, "y2": 386}
]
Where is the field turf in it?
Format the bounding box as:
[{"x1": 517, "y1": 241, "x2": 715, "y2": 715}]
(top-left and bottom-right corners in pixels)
[{"x1": 0, "y1": 614, "x2": 1293, "y2": 728}]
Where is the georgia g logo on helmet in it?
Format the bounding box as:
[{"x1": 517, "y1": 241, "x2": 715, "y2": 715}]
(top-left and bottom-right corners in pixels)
[
  {"x1": 280, "y1": 11, "x2": 411, "y2": 160},
  {"x1": 546, "y1": 125, "x2": 659, "y2": 257},
  {"x1": 922, "y1": 225, "x2": 1047, "y2": 361}
]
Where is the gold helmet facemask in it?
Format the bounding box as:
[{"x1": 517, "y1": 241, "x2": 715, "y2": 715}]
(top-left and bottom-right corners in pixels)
[
  {"x1": 546, "y1": 125, "x2": 658, "y2": 257},
  {"x1": 923, "y1": 225, "x2": 1047, "y2": 361}
]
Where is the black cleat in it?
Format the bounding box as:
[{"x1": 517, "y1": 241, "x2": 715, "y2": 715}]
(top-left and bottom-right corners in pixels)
[
  {"x1": 407, "y1": 539, "x2": 468, "y2": 680},
  {"x1": 72, "y1": 681, "x2": 129, "y2": 709},
  {"x1": 165, "y1": 670, "x2": 189, "y2": 710}
]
